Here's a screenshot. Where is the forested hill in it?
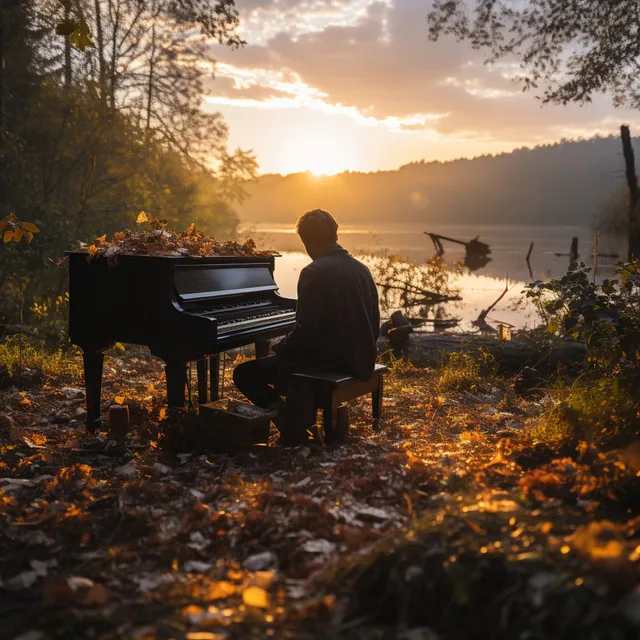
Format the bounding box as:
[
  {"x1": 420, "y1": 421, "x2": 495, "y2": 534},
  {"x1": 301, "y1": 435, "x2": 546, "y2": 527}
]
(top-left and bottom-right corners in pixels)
[{"x1": 240, "y1": 136, "x2": 629, "y2": 226}]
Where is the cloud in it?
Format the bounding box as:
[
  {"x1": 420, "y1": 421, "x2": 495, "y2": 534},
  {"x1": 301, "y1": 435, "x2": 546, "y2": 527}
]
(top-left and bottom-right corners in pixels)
[{"x1": 208, "y1": 0, "x2": 637, "y2": 143}]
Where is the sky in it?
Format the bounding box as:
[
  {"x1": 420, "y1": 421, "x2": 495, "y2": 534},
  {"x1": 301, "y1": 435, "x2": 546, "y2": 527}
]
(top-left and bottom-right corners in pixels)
[{"x1": 204, "y1": 0, "x2": 640, "y2": 176}]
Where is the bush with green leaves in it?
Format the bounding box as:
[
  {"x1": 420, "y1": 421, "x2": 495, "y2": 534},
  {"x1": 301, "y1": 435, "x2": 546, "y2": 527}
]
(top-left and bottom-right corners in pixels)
[
  {"x1": 525, "y1": 261, "x2": 640, "y2": 445},
  {"x1": 524, "y1": 261, "x2": 640, "y2": 370}
]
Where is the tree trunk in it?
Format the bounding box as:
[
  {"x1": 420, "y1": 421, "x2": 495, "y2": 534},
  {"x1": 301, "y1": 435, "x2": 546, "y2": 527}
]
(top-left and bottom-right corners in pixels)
[
  {"x1": 108, "y1": 0, "x2": 120, "y2": 110},
  {"x1": 145, "y1": 21, "x2": 156, "y2": 133},
  {"x1": 0, "y1": 9, "x2": 4, "y2": 131},
  {"x1": 63, "y1": 1, "x2": 72, "y2": 89},
  {"x1": 94, "y1": 0, "x2": 106, "y2": 102},
  {"x1": 620, "y1": 125, "x2": 640, "y2": 261},
  {"x1": 379, "y1": 333, "x2": 587, "y2": 373}
]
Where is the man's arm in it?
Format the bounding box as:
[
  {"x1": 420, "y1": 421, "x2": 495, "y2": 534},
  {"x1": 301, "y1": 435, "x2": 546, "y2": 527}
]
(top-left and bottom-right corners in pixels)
[{"x1": 273, "y1": 266, "x2": 324, "y2": 356}]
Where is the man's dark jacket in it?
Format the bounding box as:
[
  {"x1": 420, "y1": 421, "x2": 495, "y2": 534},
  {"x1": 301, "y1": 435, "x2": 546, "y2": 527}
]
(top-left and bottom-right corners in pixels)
[{"x1": 274, "y1": 244, "x2": 380, "y2": 380}]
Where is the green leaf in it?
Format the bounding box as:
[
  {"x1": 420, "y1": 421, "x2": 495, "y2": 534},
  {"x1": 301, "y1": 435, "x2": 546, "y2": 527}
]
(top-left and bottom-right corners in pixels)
[{"x1": 69, "y1": 21, "x2": 95, "y2": 51}]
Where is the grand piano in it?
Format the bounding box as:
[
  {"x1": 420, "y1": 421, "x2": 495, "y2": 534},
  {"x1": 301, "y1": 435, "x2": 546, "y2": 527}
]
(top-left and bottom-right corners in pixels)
[{"x1": 67, "y1": 252, "x2": 296, "y2": 429}]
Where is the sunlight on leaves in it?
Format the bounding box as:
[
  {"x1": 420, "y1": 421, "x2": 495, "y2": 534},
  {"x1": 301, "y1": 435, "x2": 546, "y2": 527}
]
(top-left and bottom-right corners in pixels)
[
  {"x1": 0, "y1": 213, "x2": 39, "y2": 245},
  {"x1": 242, "y1": 585, "x2": 270, "y2": 608}
]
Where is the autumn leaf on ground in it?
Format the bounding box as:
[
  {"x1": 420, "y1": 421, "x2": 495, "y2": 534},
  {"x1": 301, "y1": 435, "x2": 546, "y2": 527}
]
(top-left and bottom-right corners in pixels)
[
  {"x1": 136, "y1": 211, "x2": 149, "y2": 224},
  {"x1": 242, "y1": 586, "x2": 270, "y2": 608}
]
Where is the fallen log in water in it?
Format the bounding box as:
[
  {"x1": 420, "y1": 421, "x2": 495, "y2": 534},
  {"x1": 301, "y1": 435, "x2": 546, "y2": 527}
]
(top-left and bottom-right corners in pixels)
[{"x1": 378, "y1": 332, "x2": 587, "y2": 372}]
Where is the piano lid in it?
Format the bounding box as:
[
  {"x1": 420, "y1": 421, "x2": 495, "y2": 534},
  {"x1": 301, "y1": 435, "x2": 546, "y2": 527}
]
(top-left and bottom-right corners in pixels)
[{"x1": 174, "y1": 264, "x2": 279, "y2": 301}]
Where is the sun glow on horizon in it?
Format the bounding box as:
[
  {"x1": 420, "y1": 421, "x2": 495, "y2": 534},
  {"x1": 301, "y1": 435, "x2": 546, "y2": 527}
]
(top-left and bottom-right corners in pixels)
[{"x1": 278, "y1": 130, "x2": 357, "y2": 176}]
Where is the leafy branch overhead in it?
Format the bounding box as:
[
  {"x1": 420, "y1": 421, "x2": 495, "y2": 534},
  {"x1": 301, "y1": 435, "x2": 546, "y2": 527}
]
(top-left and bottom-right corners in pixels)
[
  {"x1": 0, "y1": 214, "x2": 40, "y2": 245},
  {"x1": 55, "y1": 19, "x2": 95, "y2": 51},
  {"x1": 428, "y1": 0, "x2": 640, "y2": 109}
]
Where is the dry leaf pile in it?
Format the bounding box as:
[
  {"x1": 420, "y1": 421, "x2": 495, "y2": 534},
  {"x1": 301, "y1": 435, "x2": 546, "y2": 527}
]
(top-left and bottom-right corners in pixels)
[
  {"x1": 1, "y1": 347, "x2": 640, "y2": 639},
  {"x1": 78, "y1": 214, "x2": 276, "y2": 262}
]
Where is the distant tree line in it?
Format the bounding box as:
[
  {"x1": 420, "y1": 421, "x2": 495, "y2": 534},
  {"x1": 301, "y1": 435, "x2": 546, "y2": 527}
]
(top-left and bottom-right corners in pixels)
[
  {"x1": 0, "y1": 0, "x2": 252, "y2": 328},
  {"x1": 240, "y1": 137, "x2": 627, "y2": 230}
]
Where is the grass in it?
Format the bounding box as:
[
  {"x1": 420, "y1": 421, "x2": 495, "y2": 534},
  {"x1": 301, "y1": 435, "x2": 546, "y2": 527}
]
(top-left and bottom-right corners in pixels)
[
  {"x1": 530, "y1": 372, "x2": 640, "y2": 450},
  {"x1": 0, "y1": 335, "x2": 82, "y2": 383},
  {"x1": 437, "y1": 350, "x2": 496, "y2": 393}
]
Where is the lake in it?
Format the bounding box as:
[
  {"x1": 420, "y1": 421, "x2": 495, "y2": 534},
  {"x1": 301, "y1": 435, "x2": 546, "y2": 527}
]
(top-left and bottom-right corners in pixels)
[{"x1": 239, "y1": 222, "x2": 626, "y2": 332}]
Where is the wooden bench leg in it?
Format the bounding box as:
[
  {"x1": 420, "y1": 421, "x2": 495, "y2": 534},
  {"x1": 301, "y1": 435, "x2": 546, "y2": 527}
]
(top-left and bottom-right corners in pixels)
[
  {"x1": 372, "y1": 374, "x2": 383, "y2": 431},
  {"x1": 322, "y1": 393, "x2": 339, "y2": 445}
]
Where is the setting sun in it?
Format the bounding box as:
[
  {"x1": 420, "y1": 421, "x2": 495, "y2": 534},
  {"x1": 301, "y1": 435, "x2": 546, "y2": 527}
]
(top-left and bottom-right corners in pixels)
[{"x1": 278, "y1": 131, "x2": 357, "y2": 175}]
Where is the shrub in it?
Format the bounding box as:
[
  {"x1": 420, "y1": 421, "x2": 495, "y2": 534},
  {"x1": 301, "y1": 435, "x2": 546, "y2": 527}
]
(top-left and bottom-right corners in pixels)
[
  {"x1": 0, "y1": 335, "x2": 81, "y2": 383},
  {"x1": 533, "y1": 371, "x2": 640, "y2": 449},
  {"x1": 438, "y1": 351, "x2": 484, "y2": 392}
]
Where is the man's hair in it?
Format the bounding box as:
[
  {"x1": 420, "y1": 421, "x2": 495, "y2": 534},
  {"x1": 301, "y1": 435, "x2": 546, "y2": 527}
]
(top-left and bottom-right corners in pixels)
[{"x1": 296, "y1": 209, "x2": 338, "y2": 244}]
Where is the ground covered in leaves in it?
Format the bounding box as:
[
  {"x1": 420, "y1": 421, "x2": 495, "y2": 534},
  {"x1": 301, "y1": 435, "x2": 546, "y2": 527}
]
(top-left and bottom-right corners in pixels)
[{"x1": 2, "y1": 348, "x2": 640, "y2": 640}]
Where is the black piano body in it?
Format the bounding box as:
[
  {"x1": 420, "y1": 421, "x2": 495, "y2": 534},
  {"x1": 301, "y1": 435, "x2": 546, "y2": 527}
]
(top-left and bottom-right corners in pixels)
[{"x1": 67, "y1": 251, "x2": 296, "y2": 428}]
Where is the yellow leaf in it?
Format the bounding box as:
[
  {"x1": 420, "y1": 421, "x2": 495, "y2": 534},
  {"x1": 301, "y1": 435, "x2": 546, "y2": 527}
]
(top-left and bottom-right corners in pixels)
[
  {"x1": 136, "y1": 211, "x2": 149, "y2": 224},
  {"x1": 114, "y1": 342, "x2": 125, "y2": 352},
  {"x1": 208, "y1": 581, "x2": 236, "y2": 599},
  {"x1": 26, "y1": 232, "x2": 34, "y2": 243},
  {"x1": 95, "y1": 234, "x2": 107, "y2": 244},
  {"x1": 3, "y1": 230, "x2": 14, "y2": 243},
  {"x1": 158, "y1": 407, "x2": 167, "y2": 420},
  {"x1": 21, "y1": 222, "x2": 39, "y2": 233},
  {"x1": 242, "y1": 586, "x2": 269, "y2": 608},
  {"x1": 13, "y1": 227, "x2": 23, "y2": 242},
  {"x1": 114, "y1": 396, "x2": 125, "y2": 405},
  {"x1": 540, "y1": 522, "x2": 553, "y2": 534}
]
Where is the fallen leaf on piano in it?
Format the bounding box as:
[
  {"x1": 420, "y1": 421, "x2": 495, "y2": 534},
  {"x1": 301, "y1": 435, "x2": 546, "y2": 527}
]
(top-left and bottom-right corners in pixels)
[
  {"x1": 56, "y1": 255, "x2": 68, "y2": 267},
  {"x1": 114, "y1": 396, "x2": 125, "y2": 405},
  {"x1": 94, "y1": 234, "x2": 107, "y2": 244},
  {"x1": 136, "y1": 211, "x2": 149, "y2": 224},
  {"x1": 113, "y1": 342, "x2": 125, "y2": 352}
]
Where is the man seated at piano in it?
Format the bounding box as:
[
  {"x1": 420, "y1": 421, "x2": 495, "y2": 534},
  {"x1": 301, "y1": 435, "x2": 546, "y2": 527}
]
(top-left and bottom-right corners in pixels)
[{"x1": 233, "y1": 209, "x2": 380, "y2": 445}]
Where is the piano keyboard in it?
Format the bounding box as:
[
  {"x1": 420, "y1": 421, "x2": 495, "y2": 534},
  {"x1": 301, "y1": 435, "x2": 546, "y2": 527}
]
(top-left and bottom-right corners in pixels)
[
  {"x1": 185, "y1": 299, "x2": 296, "y2": 335},
  {"x1": 217, "y1": 309, "x2": 296, "y2": 334}
]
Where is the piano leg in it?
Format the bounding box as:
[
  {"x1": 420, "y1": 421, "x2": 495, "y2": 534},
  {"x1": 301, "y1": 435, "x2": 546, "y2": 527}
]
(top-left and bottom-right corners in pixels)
[
  {"x1": 255, "y1": 340, "x2": 271, "y2": 359},
  {"x1": 210, "y1": 353, "x2": 220, "y2": 401},
  {"x1": 196, "y1": 358, "x2": 208, "y2": 404},
  {"x1": 165, "y1": 362, "x2": 188, "y2": 407},
  {"x1": 83, "y1": 349, "x2": 104, "y2": 432}
]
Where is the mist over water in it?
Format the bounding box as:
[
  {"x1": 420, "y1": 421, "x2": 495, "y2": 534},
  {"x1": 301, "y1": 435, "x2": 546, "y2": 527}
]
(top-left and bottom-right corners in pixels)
[{"x1": 241, "y1": 222, "x2": 627, "y2": 331}]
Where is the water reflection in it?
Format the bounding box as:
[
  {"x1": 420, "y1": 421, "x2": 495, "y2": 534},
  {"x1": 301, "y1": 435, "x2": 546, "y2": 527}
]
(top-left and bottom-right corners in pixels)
[
  {"x1": 251, "y1": 222, "x2": 626, "y2": 331},
  {"x1": 242, "y1": 222, "x2": 625, "y2": 282},
  {"x1": 272, "y1": 252, "x2": 537, "y2": 331}
]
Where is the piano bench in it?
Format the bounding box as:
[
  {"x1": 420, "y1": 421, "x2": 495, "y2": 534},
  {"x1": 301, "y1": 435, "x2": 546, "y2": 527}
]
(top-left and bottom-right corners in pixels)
[{"x1": 290, "y1": 363, "x2": 388, "y2": 445}]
